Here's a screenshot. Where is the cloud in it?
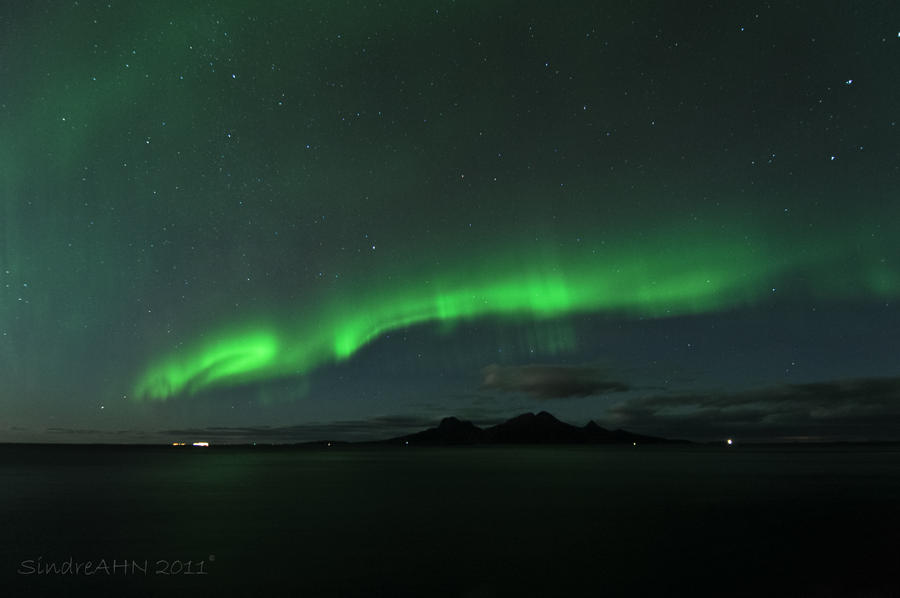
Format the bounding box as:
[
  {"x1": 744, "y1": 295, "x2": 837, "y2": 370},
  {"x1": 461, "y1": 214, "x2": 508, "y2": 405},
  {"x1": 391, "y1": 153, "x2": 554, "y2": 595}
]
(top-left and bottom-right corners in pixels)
[
  {"x1": 608, "y1": 376, "x2": 900, "y2": 441},
  {"x1": 162, "y1": 414, "x2": 439, "y2": 443},
  {"x1": 481, "y1": 364, "x2": 630, "y2": 399},
  {"x1": 7, "y1": 416, "x2": 450, "y2": 444},
  {"x1": 46, "y1": 427, "x2": 146, "y2": 436},
  {"x1": 12, "y1": 428, "x2": 159, "y2": 444}
]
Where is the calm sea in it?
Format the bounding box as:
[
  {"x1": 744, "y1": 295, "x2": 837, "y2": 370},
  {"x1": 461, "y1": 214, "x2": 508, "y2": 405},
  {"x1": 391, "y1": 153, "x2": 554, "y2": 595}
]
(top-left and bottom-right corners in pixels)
[{"x1": 1, "y1": 444, "x2": 898, "y2": 597}]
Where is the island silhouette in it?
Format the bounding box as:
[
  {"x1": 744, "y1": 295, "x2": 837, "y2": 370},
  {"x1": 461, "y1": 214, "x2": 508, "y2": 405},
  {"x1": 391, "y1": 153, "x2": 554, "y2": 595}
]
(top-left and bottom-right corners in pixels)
[
  {"x1": 162, "y1": 411, "x2": 689, "y2": 448},
  {"x1": 380, "y1": 411, "x2": 686, "y2": 446}
]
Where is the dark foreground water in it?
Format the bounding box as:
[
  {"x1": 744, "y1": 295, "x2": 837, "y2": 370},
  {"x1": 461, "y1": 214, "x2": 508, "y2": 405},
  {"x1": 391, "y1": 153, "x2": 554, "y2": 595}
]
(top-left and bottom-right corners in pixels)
[{"x1": 1, "y1": 444, "x2": 898, "y2": 597}]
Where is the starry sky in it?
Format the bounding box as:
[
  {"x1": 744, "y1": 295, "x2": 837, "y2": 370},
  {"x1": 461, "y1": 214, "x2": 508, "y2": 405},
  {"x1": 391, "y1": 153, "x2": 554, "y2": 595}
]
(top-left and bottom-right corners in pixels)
[{"x1": 2, "y1": 1, "x2": 899, "y2": 443}]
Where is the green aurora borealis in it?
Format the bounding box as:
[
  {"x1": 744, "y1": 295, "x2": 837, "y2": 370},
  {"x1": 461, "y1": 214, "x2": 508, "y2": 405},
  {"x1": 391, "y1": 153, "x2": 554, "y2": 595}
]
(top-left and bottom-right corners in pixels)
[
  {"x1": 2, "y1": 1, "x2": 899, "y2": 441},
  {"x1": 133, "y1": 226, "x2": 897, "y2": 401}
]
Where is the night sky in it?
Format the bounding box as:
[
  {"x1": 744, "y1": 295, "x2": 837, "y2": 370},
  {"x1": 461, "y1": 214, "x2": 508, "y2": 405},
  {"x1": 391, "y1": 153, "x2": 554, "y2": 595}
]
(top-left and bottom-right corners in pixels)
[{"x1": 2, "y1": 1, "x2": 898, "y2": 443}]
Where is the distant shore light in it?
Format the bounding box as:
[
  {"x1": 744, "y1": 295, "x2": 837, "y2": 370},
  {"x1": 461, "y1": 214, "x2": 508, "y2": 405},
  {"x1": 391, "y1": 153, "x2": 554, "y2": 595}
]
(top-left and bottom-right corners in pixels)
[
  {"x1": 727, "y1": 438, "x2": 733, "y2": 446},
  {"x1": 193, "y1": 441, "x2": 210, "y2": 447}
]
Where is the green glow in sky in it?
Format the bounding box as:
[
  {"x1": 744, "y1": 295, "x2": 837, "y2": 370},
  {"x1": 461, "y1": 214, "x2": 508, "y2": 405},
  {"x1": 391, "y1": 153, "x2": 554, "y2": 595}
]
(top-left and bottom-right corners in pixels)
[{"x1": 133, "y1": 226, "x2": 861, "y2": 401}]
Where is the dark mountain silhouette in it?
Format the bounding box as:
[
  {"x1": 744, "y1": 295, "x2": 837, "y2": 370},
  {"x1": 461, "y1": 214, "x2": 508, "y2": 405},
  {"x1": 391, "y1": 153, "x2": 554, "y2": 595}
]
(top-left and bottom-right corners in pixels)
[
  {"x1": 483, "y1": 411, "x2": 581, "y2": 444},
  {"x1": 385, "y1": 411, "x2": 685, "y2": 445},
  {"x1": 395, "y1": 416, "x2": 484, "y2": 445}
]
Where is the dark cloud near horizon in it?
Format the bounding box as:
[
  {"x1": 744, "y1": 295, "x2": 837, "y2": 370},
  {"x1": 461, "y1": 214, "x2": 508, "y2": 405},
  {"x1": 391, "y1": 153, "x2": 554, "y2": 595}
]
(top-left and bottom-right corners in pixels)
[
  {"x1": 608, "y1": 376, "x2": 900, "y2": 441},
  {"x1": 46, "y1": 427, "x2": 144, "y2": 436},
  {"x1": 163, "y1": 414, "x2": 439, "y2": 443},
  {"x1": 481, "y1": 364, "x2": 630, "y2": 399}
]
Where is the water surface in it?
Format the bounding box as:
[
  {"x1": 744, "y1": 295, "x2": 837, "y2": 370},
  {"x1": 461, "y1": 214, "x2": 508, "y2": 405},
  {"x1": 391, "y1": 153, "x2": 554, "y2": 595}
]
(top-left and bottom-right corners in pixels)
[{"x1": 1, "y1": 444, "x2": 898, "y2": 597}]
